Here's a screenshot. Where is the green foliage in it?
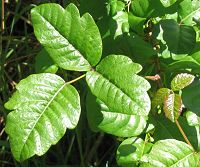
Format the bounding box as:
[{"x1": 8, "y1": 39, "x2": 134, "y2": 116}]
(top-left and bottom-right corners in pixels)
[
  {"x1": 5, "y1": 74, "x2": 81, "y2": 161},
  {"x1": 3, "y1": 0, "x2": 200, "y2": 166}
]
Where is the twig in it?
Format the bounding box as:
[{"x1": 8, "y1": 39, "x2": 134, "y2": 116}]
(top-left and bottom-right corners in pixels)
[
  {"x1": 66, "y1": 74, "x2": 86, "y2": 84},
  {"x1": 175, "y1": 119, "x2": 193, "y2": 148}
]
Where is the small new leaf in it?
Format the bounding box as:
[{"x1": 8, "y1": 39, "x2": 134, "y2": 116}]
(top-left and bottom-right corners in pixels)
[
  {"x1": 152, "y1": 88, "x2": 171, "y2": 108},
  {"x1": 171, "y1": 73, "x2": 195, "y2": 91},
  {"x1": 164, "y1": 93, "x2": 182, "y2": 122}
]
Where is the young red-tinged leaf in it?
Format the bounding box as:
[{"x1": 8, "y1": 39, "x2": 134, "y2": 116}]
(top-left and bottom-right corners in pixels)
[
  {"x1": 152, "y1": 88, "x2": 171, "y2": 108},
  {"x1": 164, "y1": 93, "x2": 182, "y2": 122},
  {"x1": 171, "y1": 73, "x2": 195, "y2": 91}
]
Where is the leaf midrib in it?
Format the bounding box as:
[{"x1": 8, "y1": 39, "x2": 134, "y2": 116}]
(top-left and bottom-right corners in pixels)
[
  {"x1": 171, "y1": 152, "x2": 195, "y2": 167},
  {"x1": 20, "y1": 82, "x2": 67, "y2": 160},
  {"x1": 35, "y1": 9, "x2": 89, "y2": 66},
  {"x1": 181, "y1": 7, "x2": 200, "y2": 23},
  {"x1": 93, "y1": 71, "x2": 148, "y2": 116}
]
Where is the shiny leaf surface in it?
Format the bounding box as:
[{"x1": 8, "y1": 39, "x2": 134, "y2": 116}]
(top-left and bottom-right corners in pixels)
[
  {"x1": 141, "y1": 139, "x2": 199, "y2": 167},
  {"x1": 171, "y1": 73, "x2": 195, "y2": 91},
  {"x1": 5, "y1": 74, "x2": 81, "y2": 161},
  {"x1": 86, "y1": 55, "x2": 151, "y2": 137},
  {"x1": 163, "y1": 93, "x2": 182, "y2": 122},
  {"x1": 116, "y1": 137, "x2": 152, "y2": 166},
  {"x1": 31, "y1": 3, "x2": 102, "y2": 71}
]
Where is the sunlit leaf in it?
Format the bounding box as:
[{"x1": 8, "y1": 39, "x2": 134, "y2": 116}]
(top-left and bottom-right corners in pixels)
[
  {"x1": 163, "y1": 93, "x2": 182, "y2": 122},
  {"x1": 171, "y1": 73, "x2": 195, "y2": 91},
  {"x1": 31, "y1": 3, "x2": 102, "y2": 71},
  {"x1": 5, "y1": 74, "x2": 81, "y2": 161},
  {"x1": 86, "y1": 55, "x2": 151, "y2": 137}
]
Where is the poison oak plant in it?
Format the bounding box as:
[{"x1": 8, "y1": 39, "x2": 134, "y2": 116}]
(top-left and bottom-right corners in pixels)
[{"x1": 4, "y1": 0, "x2": 200, "y2": 166}]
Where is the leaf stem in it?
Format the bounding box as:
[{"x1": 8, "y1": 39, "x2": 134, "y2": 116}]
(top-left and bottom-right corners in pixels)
[
  {"x1": 175, "y1": 119, "x2": 193, "y2": 148},
  {"x1": 66, "y1": 74, "x2": 86, "y2": 85}
]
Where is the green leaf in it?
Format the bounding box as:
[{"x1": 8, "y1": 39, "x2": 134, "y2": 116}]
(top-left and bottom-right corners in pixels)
[
  {"x1": 182, "y1": 79, "x2": 200, "y2": 117},
  {"x1": 159, "y1": 19, "x2": 196, "y2": 54},
  {"x1": 110, "y1": 11, "x2": 129, "y2": 38},
  {"x1": 163, "y1": 93, "x2": 182, "y2": 122},
  {"x1": 171, "y1": 73, "x2": 195, "y2": 91},
  {"x1": 179, "y1": 0, "x2": 200, "y2": 24},
  {"x1": 141, "y1": 139, "x2": 199, "y2": 167},
  {"x1": 128, "y1": 13, "x2": 146, "y2": 34},
  {"x1": 160, "y1": 0, "x2": 177, "y2": 7},
  {"x1": 5, "y1": 73, "x2": 81, "y2": 161},
  {"x1": 167, "y1": 56, "x2": 200, "y2": 71},
  {"x1": 178, "y1": 0, "x2": 193, "y2": 24},
  {"x1": 130, "y1": 0, "x2": 164, "y2": 18},
  {"x1": 186, "y1": 111, "x2": 200, "y2": 126},
  {"x1": 86, "y1": 55, "x2": 151, "y2": 137},
  {"x1": 31, "y1": 3, "x2": 102, "y2": 71},
  {"x1": 116, "y1": 137, "x2": 153, "y2": 167},
  {"x1": 79, "y1": 0, "x2": 107, "y2": 20},
  {"x1": 35, "y1": 49, "x2": 58, "y2": 73},
  {"x1": 152, "y1": 88, "x2": 171, "y2": 108}
]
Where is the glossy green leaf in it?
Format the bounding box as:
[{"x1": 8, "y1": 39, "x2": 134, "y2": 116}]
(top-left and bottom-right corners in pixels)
[
  {"x1": 86, "y1": 55, "x2": 151, "y2": 137},
  {"x1": 186, "y1": 111, "x2": 200, "y2": 126},
  {"x1": 159, "y1": 19, "x2": 196, "y2": 54},
  {"x1": 141, "y1": 139, "x2": 199, "y2": 167},
  {"x1": 108, "y1": 0, "x2": 125, "y2": 16},
  {"x1": 152, "y1": 88, "x2": 171, "y2": 108},
  {"x1": 160, "y1": 0, "x2": 177, "y2": 7},
  {"x1": 86, "y1": 92, "x2": 147, "y2": 137},
  {"x1": 5, "y1": 73, "x2": 81, "y2": 161},
  {"x1": 178, "y1": 0, "x2": 193, "y2": 24},
  {"x1": 171, "y1": 73, "x2": 195, "y2": 91},
  {"x1": 116, "y1": 137, "x2": 152, "y2": 167},
  {"x1": 31, "y1": 3, "x2": 102, "y2": 71},
  {"x1": 179, "y1": 0, "x2": 200, "y2": 24},
  {"x1": 110, "y1": 11, "x2": 129, "y2": 38},
  {"x1": 163, "y1": 93, "x2": 182, "y2": 122},
  {"x1": 35, "y1": 49, "x2": 58, "y2": 73}
]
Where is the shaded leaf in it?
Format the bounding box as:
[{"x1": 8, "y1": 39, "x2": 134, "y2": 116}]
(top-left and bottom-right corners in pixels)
[
  {"x1": 163, "y1": 93, "x2": 182, "y2": 122},
  {"x1": 141, "y1": 139, "x2": 199, "y2": 167},
  {"x1": 171, "y1": 73, "x2": 195, "y2": 91},
  {"x1": 159, "y1": 19, "x2": 196, "y2": 54},
  {"x1": 86, "y1": 55, "x2": 151, "y2": 137},
  {"x1": 5, "y1": 74, "x2": 81, "y2": 161},
  {"x1": 153, "y1": 115, "x2": 199, "y2": 150},
  {"x1": 31, "y1": 3, "x2": 102, "y2": 71},
  {"x1": 130, "y1": 0, "x2": 165, "y2": 18},
  {"x1": 128, "y1": 13, "x2": 146, "y2": 34},
  {"x1": 116, "y1": 137, "x2": 153, "y2": 167},
  {"x1": 182, "y1": 79, "x2": 200, "y2": 117},
  {"x1": 35, "y1": 49, "x2": 58, "y2": 73}
]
